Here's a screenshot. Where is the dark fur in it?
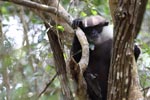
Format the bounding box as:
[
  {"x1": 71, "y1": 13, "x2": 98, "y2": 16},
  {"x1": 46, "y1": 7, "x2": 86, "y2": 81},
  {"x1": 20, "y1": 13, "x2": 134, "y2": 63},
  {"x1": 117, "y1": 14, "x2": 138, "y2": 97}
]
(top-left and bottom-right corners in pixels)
[{"x1": 71, "y1": 15, "x2": 140, "y2": 100}]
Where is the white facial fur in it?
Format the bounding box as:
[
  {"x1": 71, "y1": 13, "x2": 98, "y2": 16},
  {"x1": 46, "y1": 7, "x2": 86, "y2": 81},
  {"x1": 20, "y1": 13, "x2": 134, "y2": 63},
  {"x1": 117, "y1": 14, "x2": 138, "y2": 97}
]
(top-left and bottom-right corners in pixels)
[{"x1": 93, "y1": 25, "x2": 113, "y2": 45}]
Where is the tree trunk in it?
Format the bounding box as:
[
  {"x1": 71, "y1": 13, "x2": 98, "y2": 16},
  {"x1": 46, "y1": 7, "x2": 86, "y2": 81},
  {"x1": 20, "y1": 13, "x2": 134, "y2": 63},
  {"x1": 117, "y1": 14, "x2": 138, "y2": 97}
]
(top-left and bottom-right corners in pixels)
[
  {"x1": 108, "y1": 0, "x2": 148, "y2": 100},
  {"x1": 45, "y1": 23, "x2": 73, "y2": 100}
]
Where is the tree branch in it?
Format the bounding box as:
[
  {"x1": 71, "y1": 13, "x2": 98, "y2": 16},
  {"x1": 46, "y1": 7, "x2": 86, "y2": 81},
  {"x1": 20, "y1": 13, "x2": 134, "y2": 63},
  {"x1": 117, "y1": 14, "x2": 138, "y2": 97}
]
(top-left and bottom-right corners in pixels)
[
  {"x1": 2, "y1": 0, "x2": 73, "y2": 25},
  {"x1": 38, "y1": 73, "x2": 57, "y2": 97}
]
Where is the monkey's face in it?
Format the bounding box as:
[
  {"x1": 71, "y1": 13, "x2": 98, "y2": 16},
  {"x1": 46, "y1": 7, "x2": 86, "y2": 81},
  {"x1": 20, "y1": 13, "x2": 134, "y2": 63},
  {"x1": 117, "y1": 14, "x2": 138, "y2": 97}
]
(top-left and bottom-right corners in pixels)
[
  {"x1": 83, "y1": 24, "x2": 105, "y2": 45},
  {"x1": 72, "y1": 15, "x2": 111, "y2": 45}
]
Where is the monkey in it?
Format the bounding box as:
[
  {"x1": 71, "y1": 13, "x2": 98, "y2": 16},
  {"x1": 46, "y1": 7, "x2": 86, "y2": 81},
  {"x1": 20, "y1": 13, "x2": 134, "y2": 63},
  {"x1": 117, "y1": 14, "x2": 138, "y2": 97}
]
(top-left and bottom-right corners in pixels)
[{"x1": 71, "y1": 15, "x2": 141, "y2": 100}]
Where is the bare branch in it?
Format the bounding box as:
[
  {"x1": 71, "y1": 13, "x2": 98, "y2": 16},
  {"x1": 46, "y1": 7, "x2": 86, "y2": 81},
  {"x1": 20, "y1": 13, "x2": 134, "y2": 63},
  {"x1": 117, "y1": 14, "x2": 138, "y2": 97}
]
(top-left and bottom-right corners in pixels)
[
  {"x1": 2, "y1": 0, "x2": 73, "y2": 25},
  {"x1": 38, "y1": 73, "x2": 57, "y2": 97}
]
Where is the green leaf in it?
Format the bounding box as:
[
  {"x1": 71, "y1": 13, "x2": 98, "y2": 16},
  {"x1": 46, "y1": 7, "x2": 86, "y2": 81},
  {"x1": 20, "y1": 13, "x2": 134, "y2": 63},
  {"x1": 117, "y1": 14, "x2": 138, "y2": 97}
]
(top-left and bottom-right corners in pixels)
[
  {"x1": 56, "y1": 25, "x2": 64, "y2": 32},
  {"x1": 80, "y1": 11, "x2": 87, "y2": 17},
  {"x1": 91, "y1": 9, "x2": 98, "y2": 15},
  {"x1": 1, "y1": 6, "x2": 8, "y2": 14}
]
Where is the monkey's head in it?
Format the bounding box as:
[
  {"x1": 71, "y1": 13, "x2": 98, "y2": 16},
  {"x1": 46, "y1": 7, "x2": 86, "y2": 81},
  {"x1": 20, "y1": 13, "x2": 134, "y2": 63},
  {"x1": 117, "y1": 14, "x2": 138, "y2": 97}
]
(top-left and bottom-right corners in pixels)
[
  {"x1": 82, "y1": 15, "x2": 109, "y2": 28},
  {"x1": 81, "y1": 15, "x2": 112, "y2": 45}
]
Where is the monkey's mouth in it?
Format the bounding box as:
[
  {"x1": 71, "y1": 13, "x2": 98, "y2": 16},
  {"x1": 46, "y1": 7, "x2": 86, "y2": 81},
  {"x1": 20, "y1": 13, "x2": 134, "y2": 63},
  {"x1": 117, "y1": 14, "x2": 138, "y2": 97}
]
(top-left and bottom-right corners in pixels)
[
  {"x1": 87, "y1": 35, "x2": 98, "y2": 44},
  {"x1": 90, "y1": 32, "x2": 99, "y2": 38}
]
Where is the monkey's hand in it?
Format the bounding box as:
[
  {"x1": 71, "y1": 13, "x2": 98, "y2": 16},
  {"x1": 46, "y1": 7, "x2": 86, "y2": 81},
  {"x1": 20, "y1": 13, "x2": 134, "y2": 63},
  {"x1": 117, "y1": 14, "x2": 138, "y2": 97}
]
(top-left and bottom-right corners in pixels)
[
  {"x1": 72, "y1": 18, "x2": 83, "y2": 29},
  {"x1": 134, "y1": 44, "x2": 141, "y2": 61}
]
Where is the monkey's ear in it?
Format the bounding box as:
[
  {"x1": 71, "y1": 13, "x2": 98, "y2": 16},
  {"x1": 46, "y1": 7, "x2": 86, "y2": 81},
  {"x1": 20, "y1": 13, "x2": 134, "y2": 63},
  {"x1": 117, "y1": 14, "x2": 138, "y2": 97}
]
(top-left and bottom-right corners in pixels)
[{"x1": 82, "y1": 15, "x2": 108, "y2": 27}]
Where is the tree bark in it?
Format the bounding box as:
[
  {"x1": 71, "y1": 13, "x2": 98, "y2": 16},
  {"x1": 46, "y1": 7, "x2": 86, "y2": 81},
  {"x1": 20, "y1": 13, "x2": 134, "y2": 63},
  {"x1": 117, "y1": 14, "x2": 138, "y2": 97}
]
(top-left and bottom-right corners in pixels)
[
  {"x1": 45, "y1": 23, "x2": 73, "y2": 100},
  {"x1": 108, "y1": 0, "x2": 148, "y2": 100}
]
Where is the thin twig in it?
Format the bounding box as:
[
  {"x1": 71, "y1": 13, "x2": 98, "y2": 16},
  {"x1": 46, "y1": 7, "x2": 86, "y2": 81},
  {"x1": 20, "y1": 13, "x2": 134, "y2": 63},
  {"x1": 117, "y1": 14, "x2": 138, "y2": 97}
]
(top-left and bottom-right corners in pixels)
[
  {"x1": 142, "y1": 86, "x2": 150, "y2": 91},
  {"x1": 38, "y1": 73, "x2": 57, "y2": 97}
]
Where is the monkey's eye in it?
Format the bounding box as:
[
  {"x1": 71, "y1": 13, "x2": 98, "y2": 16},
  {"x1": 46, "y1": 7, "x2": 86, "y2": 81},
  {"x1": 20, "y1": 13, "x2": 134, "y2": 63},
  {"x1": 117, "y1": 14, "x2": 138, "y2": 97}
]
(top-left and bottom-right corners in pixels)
[
  {"x1": 84, "y1": 27, "x2": 93, "y2": 34},
  {"x1": 94, "y1": 26, "x2": 102, "y2": 33}
]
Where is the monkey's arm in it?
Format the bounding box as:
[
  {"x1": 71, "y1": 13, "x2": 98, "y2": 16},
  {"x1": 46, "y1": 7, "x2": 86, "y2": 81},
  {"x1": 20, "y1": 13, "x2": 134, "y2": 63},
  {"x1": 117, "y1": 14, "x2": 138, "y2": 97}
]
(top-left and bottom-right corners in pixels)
[
  {"x1": 71, "y1": 35, "x2": 82, "y2": 63},
  {"x1": 71, "y1": 18, "x2": 85, "y2": 62}
]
